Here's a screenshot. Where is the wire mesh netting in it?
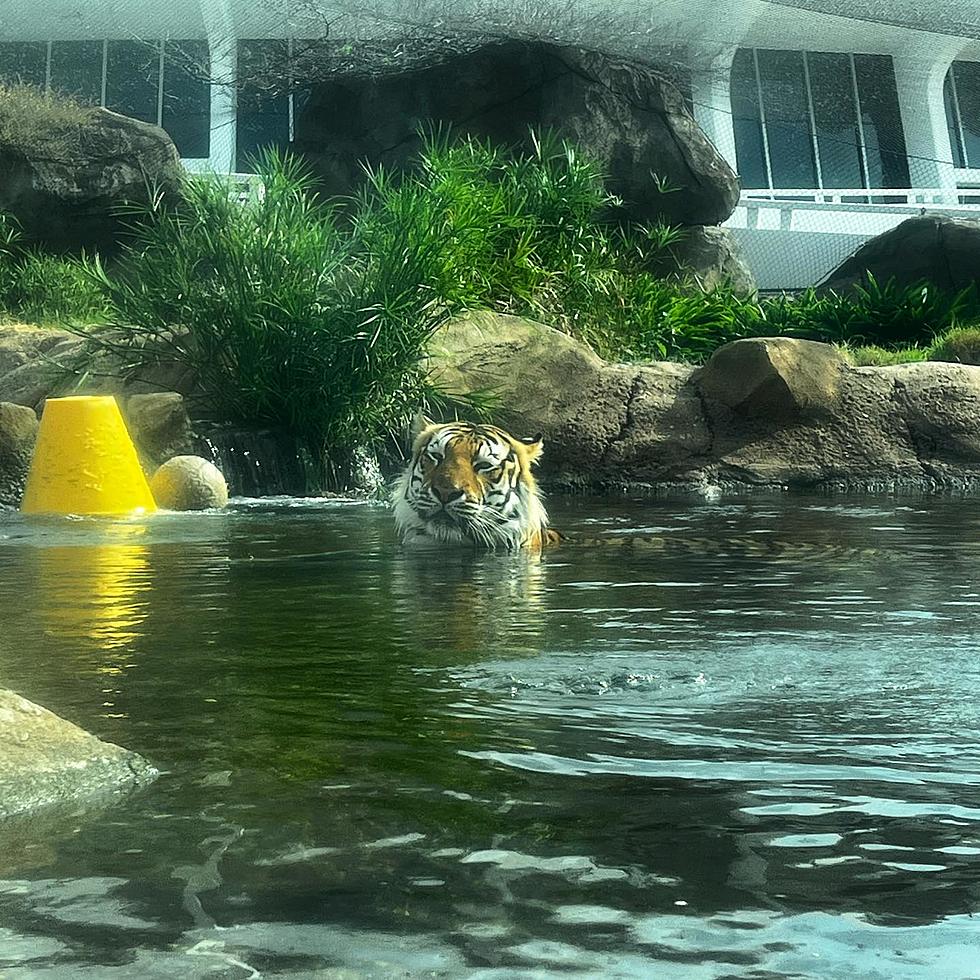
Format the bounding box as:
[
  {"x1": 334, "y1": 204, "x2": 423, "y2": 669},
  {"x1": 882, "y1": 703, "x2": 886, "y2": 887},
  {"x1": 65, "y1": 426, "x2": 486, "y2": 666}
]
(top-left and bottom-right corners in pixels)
[{"x1": 2, "y1": 0, "x2": 980, "y2": 290}]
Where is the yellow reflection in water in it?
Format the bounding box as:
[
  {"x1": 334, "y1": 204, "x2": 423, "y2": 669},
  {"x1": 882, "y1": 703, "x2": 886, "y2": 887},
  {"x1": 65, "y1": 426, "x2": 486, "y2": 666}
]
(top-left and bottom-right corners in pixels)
[{"x1": 34, "y1": 523, "x2": 153, "y2": 664}]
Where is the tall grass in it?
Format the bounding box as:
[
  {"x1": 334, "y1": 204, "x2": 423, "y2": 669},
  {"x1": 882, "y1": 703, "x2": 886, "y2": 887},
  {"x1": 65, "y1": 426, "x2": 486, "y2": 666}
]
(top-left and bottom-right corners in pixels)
[
  {"x1": 370, "y1": 130, "x2": 735, "y2": 361},
  {"x1": 0, "y1": 212, "x2": 106, "y2": 325}
]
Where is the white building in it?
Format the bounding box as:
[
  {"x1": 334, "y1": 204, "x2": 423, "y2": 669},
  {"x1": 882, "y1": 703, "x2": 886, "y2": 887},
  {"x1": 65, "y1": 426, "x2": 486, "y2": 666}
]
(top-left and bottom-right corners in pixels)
[{"x1": 3, "y1": 0, "x2": 980, "y2": 288}]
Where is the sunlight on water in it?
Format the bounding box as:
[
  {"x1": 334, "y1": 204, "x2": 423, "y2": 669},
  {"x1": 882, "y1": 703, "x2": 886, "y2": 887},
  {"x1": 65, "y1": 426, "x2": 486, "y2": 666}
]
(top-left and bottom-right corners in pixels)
[{"x1": 2, "y1": 494, "x2": 980, "y2": 976}]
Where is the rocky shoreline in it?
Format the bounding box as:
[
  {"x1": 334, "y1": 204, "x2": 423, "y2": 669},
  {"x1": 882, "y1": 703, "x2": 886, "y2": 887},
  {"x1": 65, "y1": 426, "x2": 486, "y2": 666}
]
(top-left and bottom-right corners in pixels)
[
  {"x1": 5, "y1": 314, "x2": 980, "y2": 499},
  {"x1": 429, "y1": 312, "x2": 980, "y2": 496}
]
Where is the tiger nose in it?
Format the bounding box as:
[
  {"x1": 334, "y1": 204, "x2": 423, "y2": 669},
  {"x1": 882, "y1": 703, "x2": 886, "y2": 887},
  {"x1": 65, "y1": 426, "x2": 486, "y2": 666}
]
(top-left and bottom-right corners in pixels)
[{"x1": 432, "y1": 485, "x2": 464, "y2": 504}]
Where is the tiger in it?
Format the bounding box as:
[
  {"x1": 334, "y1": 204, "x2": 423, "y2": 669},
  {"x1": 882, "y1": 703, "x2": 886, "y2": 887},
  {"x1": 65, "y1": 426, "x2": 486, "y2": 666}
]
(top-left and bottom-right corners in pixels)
[
  {"x1": 393, "y1": 420, "x2": 880, "y2": 563},
  {"x1": 393, "y1": 420, "x2": 560, "y2": 552}
]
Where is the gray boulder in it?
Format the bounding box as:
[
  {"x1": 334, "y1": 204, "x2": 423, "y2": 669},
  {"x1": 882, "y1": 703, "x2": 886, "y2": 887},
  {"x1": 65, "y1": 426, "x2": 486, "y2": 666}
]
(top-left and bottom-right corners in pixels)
[
  {"x1": 0, "y1": 106, "x2": 184, "y2": 254},
  {"x1": 821, "y1": 214, "x2": 980, "y2": 294},
  {"x1": 0, "y1": 688, "x2": 156, "y2": 819},
  {"x1": 0, "y1": 324, "x2": 199, "y2": 413},
  {"x1": 124, "y1": 392, "x2": 197, "y2": 471},
  {"x1": 694, "y1": 337, "x2": 846, "y2": 421},
  {"x1": 0, "y1": 400, "x2": 37, "y2": 507},
  {"x1": 660, "y1": 225, "x2": 756, "y2": 295},
  {"x1": 296, "y1": 40, "x2": 739, "y2": 226},
  {"x1": 429, "y1": 312, "x2": 708, "y2": 488}
]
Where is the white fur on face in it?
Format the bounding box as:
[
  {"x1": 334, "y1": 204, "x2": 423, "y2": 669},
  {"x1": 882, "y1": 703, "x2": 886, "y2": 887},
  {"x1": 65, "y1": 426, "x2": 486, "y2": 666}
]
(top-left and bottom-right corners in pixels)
[{"x1": 392, "y1": 425, "x2": 548, "y2": 550}]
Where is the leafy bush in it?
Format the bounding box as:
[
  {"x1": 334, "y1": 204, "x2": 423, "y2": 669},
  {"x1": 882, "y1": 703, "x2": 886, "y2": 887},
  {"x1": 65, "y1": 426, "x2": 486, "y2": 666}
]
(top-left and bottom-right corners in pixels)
[
  {"x1": 368, "y1": 130, "x2": 754, "y2": 361},
  {"x1": 928, "y1": 326, "x2": 980, "y2": 365},
  {"x1": 752, "y1": 276, "x2": 980, "y2": 348},
  {"x1": 72, "y1": 149, "x2": 450, "y2": 471}
]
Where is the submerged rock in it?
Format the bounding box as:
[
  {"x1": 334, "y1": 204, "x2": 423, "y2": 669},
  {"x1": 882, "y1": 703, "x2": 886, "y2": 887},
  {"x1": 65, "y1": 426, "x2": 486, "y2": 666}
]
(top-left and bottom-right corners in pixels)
[
  {"x1": 0, "y1": 400, "x2": 38, "y2": 507},
  {"x1": 150, "y1": 455, "x2": 229, "y2": 511},
  {"x1": 0, "y1": 688, "x2": 156, "y2": 819}
]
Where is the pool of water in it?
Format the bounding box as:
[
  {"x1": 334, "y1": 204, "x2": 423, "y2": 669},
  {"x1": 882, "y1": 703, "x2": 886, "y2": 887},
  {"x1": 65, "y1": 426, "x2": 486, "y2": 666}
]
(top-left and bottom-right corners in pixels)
[{"x1": 2, "y1": 494, "x2": 980, "y2": 977}]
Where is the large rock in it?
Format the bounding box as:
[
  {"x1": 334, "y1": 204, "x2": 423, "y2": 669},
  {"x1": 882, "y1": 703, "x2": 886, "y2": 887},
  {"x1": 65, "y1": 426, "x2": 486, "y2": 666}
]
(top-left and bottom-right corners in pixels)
[
  {"x1": 427, "y1": 312, "x2": 980, "y2": 492},
  {"x1": 0, "y1": 400, "x2": 37, "y2": 507},
  {"x1": 660, "y1": 225, "x2": 756, "y2": 295},
  {"x1": 296, "y1": 40, "x2": 739, "y2": 226},
  {"x1": 124, "y1": 392, "x2": 196, "y2": 471},
  {"x1": 429, "y1": 312, "x2": 708, "y2": 488},
  {"x1": 0, "y1": 323, "x2": 79, "y2": 407},
  {"x1": 695, "y1": 338, "x2": 846, "y2": 421},
  {"x1": 0, "y1": 323, "x2": 199, "y2": 412},
  {"x1": 888, "y1": 362, "x2": 980, "y2": 482},
  {"x1": 0, "y1": 688, "x2": 156, "y2": 819},
  {"x1": 821, "y1": 214, "x2": 980, "y2": 294},
  {"x1": 0, "y1": 106, "x2": 184, "y2": 254}
]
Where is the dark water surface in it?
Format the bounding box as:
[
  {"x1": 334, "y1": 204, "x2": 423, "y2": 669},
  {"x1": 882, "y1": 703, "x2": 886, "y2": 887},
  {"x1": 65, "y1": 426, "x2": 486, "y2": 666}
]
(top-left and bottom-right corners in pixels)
[{"x1": 2, "y1": 495, "x2": 980, "y2": 978}]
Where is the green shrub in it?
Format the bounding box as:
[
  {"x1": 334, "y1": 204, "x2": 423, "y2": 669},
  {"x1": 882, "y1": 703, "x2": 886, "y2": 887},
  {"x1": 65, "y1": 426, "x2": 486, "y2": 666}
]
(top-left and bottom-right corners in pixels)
[
  {"x1": 71, "y1": 149, "x2": 450, "y2": 473},
  {"x1": 836, "y1": 344, "x2": 929, "y2": 367},
  {"x1": 753, "y1": 276, "x2": 980, "y2": 348},
  {"x1": 928, "y1": 326, "x2": 980, "y2": 365},
  {"x1": 0, "y1": 212, "x2": 106, "y2": 324}
]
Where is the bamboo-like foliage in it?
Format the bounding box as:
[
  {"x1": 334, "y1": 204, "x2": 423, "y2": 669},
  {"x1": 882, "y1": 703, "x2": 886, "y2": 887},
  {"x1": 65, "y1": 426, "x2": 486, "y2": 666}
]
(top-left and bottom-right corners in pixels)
[{"x1": 74, "y1": 149, "x2": 451, "y2": 467}]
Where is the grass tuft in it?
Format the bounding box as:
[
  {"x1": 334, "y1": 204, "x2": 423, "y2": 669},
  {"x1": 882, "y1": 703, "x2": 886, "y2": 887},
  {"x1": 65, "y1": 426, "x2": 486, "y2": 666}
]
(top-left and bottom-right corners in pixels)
[{"x1": 0, "y1": 83, "x2": 97, "y2": 160}]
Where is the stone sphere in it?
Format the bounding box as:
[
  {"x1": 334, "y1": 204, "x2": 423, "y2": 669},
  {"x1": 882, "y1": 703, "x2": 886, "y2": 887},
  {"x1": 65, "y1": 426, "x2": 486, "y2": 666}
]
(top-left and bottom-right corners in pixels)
[{"x1": 150, "y1": 455, "x2": 229, "y2": 511}]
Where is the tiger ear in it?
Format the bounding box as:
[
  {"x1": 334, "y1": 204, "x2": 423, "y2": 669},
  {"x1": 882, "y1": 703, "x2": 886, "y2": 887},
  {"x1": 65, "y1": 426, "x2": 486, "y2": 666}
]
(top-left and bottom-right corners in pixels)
[
  {"x1": 409, "y1": 413, "x2": 436, "y2": 441},
  {"x1": 519, "y1": 432, "x2": 544, "y2": 464}
]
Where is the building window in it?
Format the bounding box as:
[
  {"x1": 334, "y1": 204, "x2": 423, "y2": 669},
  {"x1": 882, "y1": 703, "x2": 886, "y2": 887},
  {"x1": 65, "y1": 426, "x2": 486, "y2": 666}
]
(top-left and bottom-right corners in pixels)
[
  {"x1": 0, "y1": 39, "x2": 211, "y2": 160},
  {"x1": 106, "y1": 40, "x2": 160, "y2": 125},
  {"x1": 731, "y1": 48, "x2": 910, "y2": 190},
  {"x1": 163, "y1": 41, "x2": 211, "y2": 159},
  {"x1": 945, "y1": 61, "x2": 980, "y2": 169},
  {"x1": 0, "y1": 42, "x2": 47, "y2": 88},
  {"x1": 49, "y1": 41, "x2": 104, "y2": 105},
  {"x1": 236, "y1": 39, "x2": 292, "y2": 172}
]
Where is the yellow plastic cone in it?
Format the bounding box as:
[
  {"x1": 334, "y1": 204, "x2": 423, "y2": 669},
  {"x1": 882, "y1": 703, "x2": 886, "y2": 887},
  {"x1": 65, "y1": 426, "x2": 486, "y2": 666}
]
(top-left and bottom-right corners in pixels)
[{"x1": 20, "y1": 395, "x2": 157, "y2": 516}]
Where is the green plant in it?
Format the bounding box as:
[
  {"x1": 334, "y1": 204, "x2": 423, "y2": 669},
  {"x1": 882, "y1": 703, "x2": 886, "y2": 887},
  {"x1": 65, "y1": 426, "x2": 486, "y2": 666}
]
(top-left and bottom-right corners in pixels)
[
  {"x1": 0, "y1": 211, "x2": 106, "y2": 324},
  {"x1": 753, "y1": 276, "x2": 980, "y2": 348},
  {"x1": 928, "y1": 326, "x2": 980, "y2": 365},
  {"x1": 836, "y1": 344, "x2": 929, "y2": 367},
  {"x1": 0, "y1": 83, "x2": 96, "y2": 160},
  {"x1": 71, "y1": 149, "x2": 451, "y2": 476}
]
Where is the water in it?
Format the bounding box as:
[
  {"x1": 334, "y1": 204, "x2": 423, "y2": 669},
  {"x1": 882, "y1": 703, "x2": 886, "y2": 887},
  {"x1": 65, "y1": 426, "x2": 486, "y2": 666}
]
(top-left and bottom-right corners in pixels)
[{"x1": 2, "y1": 495, "x2": 980, "y2": 978}]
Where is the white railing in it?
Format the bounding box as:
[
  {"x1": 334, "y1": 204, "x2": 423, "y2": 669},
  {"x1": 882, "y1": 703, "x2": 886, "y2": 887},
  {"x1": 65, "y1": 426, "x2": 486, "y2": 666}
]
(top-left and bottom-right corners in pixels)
[
  {"x1": 726, "y1": 188, "x2": 980, "y2": 290},
  {"x1": 740, "y1": 187, "x2": 980, "y2": 208}
]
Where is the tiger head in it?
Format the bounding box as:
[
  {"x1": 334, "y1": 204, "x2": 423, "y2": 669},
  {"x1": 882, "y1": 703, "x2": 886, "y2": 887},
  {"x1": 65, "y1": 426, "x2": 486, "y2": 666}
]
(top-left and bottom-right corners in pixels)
[{"x1": 393, "y1": 421, "x2": 552, "y2": 550}]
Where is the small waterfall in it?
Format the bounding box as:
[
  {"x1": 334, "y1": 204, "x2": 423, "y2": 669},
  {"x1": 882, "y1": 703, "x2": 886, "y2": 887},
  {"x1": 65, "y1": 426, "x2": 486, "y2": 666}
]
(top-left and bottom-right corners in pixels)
[
  {"x1": 195, "y1": 425, "x2": 385, "y2": 498},
  {"x1": 195, "y1": 426, "x2": 317, "y2": 498}
]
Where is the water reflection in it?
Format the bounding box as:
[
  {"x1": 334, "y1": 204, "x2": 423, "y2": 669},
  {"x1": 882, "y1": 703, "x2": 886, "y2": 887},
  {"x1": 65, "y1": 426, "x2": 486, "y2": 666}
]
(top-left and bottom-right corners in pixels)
[
  {"x1": 2, "y1": 497, "x2": 980, "y2": 975},
  {"x1": 34, "y1": 530, "x2": 152, "y2": 657}
]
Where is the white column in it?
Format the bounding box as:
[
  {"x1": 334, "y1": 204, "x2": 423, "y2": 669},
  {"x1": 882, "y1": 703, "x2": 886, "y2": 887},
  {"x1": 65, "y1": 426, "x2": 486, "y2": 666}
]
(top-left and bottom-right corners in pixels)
[
  {"x1": 200, "y1": 0, "x2": 237, "y2": 173},
  {"x1": 691, "y1": 53, "x2": 739, "y2": 170},
  {"x1": 892, "y1": 52, "x2": 959, "y2": 201}
]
